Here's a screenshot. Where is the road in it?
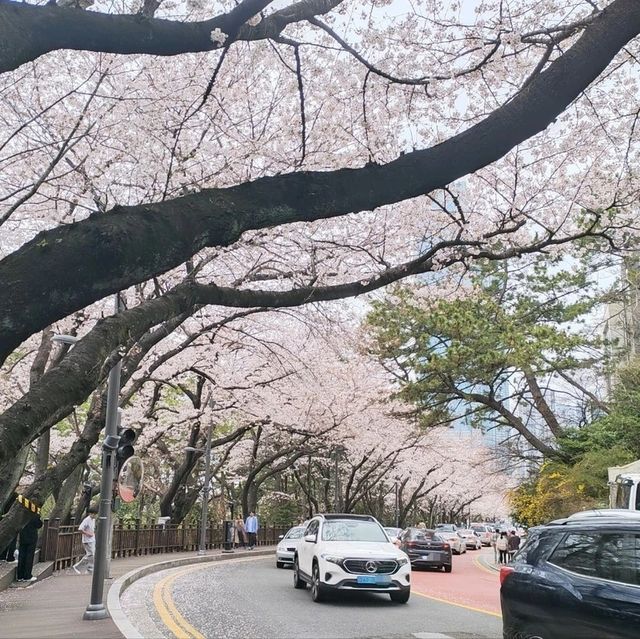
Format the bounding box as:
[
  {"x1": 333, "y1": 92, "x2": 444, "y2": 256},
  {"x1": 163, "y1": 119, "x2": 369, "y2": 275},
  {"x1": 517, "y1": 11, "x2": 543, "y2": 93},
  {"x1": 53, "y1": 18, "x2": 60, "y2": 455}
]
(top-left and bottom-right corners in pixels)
[{"x1": 120, "y1": 550, "x2": 502, "y2": 639}]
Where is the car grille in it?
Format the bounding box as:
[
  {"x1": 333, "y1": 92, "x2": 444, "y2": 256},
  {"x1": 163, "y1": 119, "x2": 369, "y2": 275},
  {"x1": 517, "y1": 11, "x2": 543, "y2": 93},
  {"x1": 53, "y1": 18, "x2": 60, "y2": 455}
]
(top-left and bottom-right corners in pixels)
[
  {"x1": 342, "y1": 559, "x2": 398, "y2": 574},
  {"x1": 286, "y1": 547, "x2": 296, "y2": 552}
]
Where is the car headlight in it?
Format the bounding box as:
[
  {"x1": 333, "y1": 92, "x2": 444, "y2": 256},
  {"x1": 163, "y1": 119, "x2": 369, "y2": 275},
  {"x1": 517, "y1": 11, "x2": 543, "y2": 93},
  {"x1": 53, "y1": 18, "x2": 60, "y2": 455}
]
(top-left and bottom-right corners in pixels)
[
  {"x1": 397, "y1": 557, "x2": 409, "y2": 566},
  {"x1": 320, "y1": 554, "x2": 344, "y2": 565}
]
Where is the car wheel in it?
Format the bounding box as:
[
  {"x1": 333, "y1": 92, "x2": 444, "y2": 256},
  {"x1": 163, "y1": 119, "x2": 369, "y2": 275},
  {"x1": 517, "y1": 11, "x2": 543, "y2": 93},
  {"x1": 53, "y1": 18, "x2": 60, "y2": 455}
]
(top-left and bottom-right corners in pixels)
[
  {"x1": 310, "y1": 563, "x2": 326, "y2": 602},
  {"x1": 293, "y1": 558, "x2": 306, "y2": 589},
  {"x1": 390, "y1": 589, "x2": 410, "y2": 603},
  {"x1": 518, "y1": 623, "x2": 551, "y2": 639},
  {"x1": 444, "y1": 564, "x2": 452, "y2": 573}
]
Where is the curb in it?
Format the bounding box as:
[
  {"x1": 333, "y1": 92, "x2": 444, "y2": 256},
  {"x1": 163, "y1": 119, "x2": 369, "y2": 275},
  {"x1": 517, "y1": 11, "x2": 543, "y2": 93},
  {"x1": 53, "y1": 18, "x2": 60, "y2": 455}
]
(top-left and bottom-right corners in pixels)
[
  {"x1": 107, "y1": 548, "x2": 275, "y2": 639},
  {"x1": 475, "y1": 555, "x2": 500, "y2": 573}
]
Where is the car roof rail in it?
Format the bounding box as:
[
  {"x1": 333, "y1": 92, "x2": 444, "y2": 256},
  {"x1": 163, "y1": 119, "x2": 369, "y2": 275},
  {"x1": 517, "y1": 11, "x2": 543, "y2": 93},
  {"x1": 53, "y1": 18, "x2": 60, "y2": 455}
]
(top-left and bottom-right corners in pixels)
[
  {"x1": 548, "y1": 509, "x2": 640, "y2": 525},
  {"x1": 320, "y1": 513, "x2": 377, "y2": 522}
]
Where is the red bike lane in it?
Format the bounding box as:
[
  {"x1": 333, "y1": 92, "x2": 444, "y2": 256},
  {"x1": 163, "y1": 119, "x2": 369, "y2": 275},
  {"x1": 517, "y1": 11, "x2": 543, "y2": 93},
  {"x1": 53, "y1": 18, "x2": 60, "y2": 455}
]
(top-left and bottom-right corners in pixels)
[{"x1": 410, "y1": 547, "x2": 502, "y2": 617}]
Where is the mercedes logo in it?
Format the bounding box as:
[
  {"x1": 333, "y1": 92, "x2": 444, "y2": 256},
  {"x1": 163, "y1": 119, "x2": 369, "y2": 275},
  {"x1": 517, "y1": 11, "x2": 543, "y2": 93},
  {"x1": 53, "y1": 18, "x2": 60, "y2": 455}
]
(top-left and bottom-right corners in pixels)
[{"x1": 365, "y1": 561, "x2": 377, "y2": 573}]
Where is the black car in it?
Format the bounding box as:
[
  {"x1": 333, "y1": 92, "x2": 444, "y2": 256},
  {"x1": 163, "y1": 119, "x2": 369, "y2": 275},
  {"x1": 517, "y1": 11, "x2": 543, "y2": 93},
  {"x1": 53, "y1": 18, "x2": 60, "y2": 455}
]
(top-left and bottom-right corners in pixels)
[
  {"x1": 398, "y1": 527, "x2": 452, "y2": 572},
  {"x1": 501, "y1": 509, "x2": 640, "y2": 639}
]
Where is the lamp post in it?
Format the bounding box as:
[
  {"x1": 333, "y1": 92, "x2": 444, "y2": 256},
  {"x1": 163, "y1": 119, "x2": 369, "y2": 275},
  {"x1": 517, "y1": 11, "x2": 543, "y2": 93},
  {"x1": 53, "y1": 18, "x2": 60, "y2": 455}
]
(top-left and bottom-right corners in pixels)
[
  {"x1": 185, "y1": 422, "x2": 212, "y2": 555},
  {"x1": 83, "y1": 294, "x2": 123, "y2": 621},
  {"x1": 394, "y1": 480, "x2": 400, "y2": 528}
]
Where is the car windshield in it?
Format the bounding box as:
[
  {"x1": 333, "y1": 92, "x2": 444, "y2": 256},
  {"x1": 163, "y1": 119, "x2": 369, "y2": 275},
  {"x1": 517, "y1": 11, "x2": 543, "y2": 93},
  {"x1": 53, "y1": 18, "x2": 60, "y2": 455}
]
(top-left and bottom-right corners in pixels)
[
  {"x1": 285, "y1": 528, "x2": 305, "y2": 539},
  {"x1": 384, "y1": 527, "x2": 402, "y2": 537},
  {"x1": 409, "y1": 529, "x2": 437, "y2": 541},
  {"x1": 321, "y1": 520, "x2": 388, "y2": 542},
  {"x1": 437, "y1": 524, "x2": 456, "y2": 531}
]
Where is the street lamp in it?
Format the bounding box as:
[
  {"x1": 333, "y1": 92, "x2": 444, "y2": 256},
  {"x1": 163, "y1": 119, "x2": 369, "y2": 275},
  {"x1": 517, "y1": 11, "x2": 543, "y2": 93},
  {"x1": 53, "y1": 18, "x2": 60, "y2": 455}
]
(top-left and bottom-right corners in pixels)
[
  {"x1": 83, "y1": 293, "x2": 123, "y2": 621},
  {"x1": 185, "y1": 421, "x2": 213, "y2": 555}
]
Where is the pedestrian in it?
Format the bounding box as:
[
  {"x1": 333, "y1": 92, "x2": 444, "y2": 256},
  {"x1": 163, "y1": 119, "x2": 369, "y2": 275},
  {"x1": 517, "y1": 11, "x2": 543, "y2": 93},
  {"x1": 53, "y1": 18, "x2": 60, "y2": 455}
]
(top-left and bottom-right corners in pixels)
[
  {"x1": 73, "y1": 505, "x2": 98, "y2": 574},
  {"x1": 496, "y1": 532, "x2": 509, "y2": 564},
  {"x1": 0, "y1": 494, "x2": 17, "y2": 564},
  {"x1": 508, "y1": 529, "x2": 521, "y2": 560},
  {"x1": 245, "y1": 511, "x2": 259, "y2": 550},
  {"x1": 234, "y1": 517, "x2": 246, "y2": 548},
  {"x1": 490, "y1": 528, "x2": 499, "y2": 563},
  {"x1": 16, "y1": 514, "x2": 42, "y2": 582}
]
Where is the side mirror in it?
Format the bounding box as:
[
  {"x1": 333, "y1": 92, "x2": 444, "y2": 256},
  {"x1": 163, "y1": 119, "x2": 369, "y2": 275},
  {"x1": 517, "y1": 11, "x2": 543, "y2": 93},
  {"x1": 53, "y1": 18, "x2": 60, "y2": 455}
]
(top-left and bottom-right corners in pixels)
[
  {"x1": 278, "y1": 534, "x2": 284, "y2": 540},
  {"x1": 304, "y1": 534, "x2": 317, "y2": 543}
]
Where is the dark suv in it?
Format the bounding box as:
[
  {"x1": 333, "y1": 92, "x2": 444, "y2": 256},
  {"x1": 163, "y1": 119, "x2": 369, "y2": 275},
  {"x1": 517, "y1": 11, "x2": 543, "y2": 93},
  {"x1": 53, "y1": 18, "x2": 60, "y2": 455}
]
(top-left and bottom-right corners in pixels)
[{"x1": 501, "y1": 509, "x2": 640, "y2": 639}]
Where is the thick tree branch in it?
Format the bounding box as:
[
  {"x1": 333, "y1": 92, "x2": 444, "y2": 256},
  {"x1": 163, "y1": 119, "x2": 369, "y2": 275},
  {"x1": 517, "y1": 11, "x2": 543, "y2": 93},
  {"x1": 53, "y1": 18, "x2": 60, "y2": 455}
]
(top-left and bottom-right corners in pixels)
[
  {"x1": 0, "y1": 0, "x2": 343, "y2": 74},
  {"x1": 0, "y1": 0, "x2": 637, "y2": 362}
]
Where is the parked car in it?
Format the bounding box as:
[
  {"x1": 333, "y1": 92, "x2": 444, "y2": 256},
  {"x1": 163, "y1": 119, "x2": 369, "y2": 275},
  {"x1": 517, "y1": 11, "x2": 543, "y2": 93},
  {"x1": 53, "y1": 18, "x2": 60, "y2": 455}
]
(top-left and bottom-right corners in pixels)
[
  {"x1": 398, "y1": 527, "x2": 452, "y2": 572},
  {"x1": 457, "y1": 529, "x2": 482, "y2": 550},
  {"x1": 470, "y1": 523, "x2": 493, "y2": 546},
  {"x1": 501, "y1": 509, "x2": 640, "y2": 639},
  {"x1": 437, "y1": 530, "x2": 466, "y2": 554},
  {"x1": 435, "y1": 523, "x2": 457, "y2": 532},
  {"x1": 276, "y1": 525, "x2": 306, "y2": 568},
  {"x1": 384, "y1": 526, "x2": 403, "y2": 545},
  {"x1": 293, "y1": 514, "x2": 411, "y2": 603}
]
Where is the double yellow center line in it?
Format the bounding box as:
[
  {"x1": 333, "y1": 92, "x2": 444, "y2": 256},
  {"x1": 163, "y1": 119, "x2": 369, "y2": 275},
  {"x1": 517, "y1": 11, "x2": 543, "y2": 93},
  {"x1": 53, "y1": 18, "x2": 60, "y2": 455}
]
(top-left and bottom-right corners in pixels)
[
  {"x1": 152, "y1": 557, "x2": 261, "y2": 638},
  {"x1": 153, "y1": 566, "x2": 206, "y2": 639}
]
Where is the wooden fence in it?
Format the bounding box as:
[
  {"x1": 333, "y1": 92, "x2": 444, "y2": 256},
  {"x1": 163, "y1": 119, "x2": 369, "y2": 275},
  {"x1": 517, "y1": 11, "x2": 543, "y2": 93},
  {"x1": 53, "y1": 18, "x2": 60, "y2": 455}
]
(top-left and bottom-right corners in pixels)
[{"x1": 40, "y1": 518, "x2": 290, "y2": 571}]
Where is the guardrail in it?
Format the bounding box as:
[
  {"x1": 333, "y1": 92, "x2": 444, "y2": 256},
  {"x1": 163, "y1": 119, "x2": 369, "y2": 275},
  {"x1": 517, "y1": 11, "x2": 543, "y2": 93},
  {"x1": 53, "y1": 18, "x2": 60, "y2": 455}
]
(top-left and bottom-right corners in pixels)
[{"x1": 40, "y1": 519, "x2": 289, "y2": 571}]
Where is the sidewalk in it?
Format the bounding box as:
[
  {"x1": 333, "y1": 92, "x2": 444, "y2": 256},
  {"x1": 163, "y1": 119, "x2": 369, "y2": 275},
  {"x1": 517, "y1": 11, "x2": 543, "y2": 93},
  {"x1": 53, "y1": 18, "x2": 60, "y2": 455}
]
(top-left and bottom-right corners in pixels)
[{"x1": 0, "y1": 547, "x2": 274, "y2": 639}]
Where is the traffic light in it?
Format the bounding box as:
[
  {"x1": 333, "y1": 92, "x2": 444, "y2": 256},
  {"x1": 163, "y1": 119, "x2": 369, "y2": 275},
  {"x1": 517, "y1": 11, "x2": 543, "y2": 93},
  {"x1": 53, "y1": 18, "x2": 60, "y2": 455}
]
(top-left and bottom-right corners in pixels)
[{"x1": 116, "y1": 427, "x2": 136, "y2": 473}]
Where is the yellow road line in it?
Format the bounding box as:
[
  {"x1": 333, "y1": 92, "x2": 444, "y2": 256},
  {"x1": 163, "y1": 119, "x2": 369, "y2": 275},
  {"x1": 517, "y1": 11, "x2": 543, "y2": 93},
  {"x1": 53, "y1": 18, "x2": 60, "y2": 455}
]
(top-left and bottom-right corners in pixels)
[
  {"x1": 473, "y1": 555, "x2": 500, "y2": 577},
  {"x1": 412, "y1": 590, "x2": 502, "y2": 619},
  {"x1": 153, "y1": 557, "x2": 265, "y2": 639}
]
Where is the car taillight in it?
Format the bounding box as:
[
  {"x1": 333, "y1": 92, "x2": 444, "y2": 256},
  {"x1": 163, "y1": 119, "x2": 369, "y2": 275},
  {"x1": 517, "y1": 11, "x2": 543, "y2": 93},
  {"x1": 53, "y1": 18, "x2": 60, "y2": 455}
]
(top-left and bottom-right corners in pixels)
[
  {"x1": 406, "y1": 541, "x2": 417, "y2": 548},
  {"x1": 500, "y1": 566, "x2": 514, "y2": 586},
  {"x1": 443, "y1": 543, "x2": 450, "y2": 550}
]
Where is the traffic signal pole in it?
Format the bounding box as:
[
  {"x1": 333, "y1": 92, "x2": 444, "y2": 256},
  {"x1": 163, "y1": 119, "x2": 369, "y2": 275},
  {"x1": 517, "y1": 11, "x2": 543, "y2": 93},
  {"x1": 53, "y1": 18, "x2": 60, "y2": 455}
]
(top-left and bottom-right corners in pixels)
[{"x1": 83, "y1": 295, "x2": 123, "y2": 621}]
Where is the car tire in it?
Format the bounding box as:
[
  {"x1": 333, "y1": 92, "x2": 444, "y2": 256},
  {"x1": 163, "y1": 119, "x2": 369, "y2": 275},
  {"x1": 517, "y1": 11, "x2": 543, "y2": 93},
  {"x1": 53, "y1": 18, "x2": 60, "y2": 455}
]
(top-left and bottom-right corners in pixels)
[
  {"x1": 310, "y1": 563, "x2": 326, "y2": 603},
  {"x1": 518, "y1": 624, "x2": 551, "y2": 639},
  {"x1": 444, "y1": 564, "x2": 452, "y2": 573},
  {"x1": 293, "y1": 558, "x2": 306, "y2": 589},
  {"x1": 390, "y1": 589, "x2": 410, "y2": 603},
  {"x1": 276, "y1": 560, "x2": 285, "y2": 569}
]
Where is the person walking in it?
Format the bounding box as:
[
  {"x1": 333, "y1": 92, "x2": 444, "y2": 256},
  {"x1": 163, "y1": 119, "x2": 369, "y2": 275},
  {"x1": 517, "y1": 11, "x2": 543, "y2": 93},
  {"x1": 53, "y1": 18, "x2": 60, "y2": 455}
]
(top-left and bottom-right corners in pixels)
[
  {"x1": 490, "y1": 528, "x2": 499, "y2": 563},
  {"x1": 245, "y1": 511, "x2": 259, "y2": 550},
  {"x1": 16, "y1": 514, "x2": 42, "y2": 582},
  {"x1": 508, "y1": 529, "x2": 521, "y2": 561},
  {"x1": 73, "y1": 506, "x2": 98, "y2": 574},
  {"x1": 233, "y1": 517, "x2": 246, "y2": 548},
  {"x1": 496, "y1": 531, "x2": 509, "y2": 564}
]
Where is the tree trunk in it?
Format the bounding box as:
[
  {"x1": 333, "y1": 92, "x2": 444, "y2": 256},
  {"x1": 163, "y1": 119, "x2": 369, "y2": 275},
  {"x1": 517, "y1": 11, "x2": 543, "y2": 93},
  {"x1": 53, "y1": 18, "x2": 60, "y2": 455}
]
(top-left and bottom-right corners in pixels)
[{"x1": 49, "y1": 465, "x2": 83, "y2": 525}]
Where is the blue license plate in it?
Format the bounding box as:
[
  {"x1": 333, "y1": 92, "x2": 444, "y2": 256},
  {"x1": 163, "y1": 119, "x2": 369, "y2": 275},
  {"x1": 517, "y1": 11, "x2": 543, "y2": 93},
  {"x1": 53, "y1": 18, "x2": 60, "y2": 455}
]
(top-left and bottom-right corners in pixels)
[{"x1": 357, "y1": 574, "x2": 391, "y2": 585}]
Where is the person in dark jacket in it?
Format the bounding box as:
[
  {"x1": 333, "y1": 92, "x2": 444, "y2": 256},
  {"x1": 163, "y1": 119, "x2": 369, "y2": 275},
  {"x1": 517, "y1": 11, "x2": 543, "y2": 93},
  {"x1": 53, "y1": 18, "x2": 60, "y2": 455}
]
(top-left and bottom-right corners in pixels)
[
  {"x1": 16, "y1": 515, "x2": 42, "y2": 582},
  {"x1": 0, "y1": 493, "x2": 18, "y2": 563}
]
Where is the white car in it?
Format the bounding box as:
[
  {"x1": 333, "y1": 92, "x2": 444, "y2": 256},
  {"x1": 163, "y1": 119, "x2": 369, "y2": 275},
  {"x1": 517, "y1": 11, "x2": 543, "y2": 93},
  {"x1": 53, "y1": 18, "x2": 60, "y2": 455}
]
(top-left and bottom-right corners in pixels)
[
  {"x1": 457, "y1": 529, "x2": 482, "y2": 550},
  {"x1": 293, "y1": 514, "x2": 411, "y2": 603},
  {"x1": 276, "y1": 526, "x2": 306, "y2": 568},
  {"x1": 438, "y1": 531, "x2": 466, "y2": 554}
]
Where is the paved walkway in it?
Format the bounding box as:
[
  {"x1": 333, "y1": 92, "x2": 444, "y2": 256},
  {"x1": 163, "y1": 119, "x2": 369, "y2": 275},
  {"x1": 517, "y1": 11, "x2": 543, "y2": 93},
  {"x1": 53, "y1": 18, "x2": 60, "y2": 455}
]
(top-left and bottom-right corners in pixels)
[{"x1": 0, "y1": 547, "x2": 274, "y2": 639}]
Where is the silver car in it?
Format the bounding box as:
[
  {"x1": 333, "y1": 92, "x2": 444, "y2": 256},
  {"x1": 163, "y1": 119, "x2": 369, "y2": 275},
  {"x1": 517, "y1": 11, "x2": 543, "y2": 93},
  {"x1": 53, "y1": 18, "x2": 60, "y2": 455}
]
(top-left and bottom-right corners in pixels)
[
  {"x1": 275, "y1": 526, "x2": 306, "y2": 568},
  {"x1": 457, "y1": 529, "x2": 482, "y2": 550}
]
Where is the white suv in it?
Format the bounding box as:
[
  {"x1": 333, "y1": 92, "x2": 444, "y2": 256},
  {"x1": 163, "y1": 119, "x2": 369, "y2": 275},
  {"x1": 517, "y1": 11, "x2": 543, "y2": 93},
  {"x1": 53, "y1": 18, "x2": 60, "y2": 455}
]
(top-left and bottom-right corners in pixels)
[{"x1": 293, "y1": 514, "x2": 411, "y2": 603}]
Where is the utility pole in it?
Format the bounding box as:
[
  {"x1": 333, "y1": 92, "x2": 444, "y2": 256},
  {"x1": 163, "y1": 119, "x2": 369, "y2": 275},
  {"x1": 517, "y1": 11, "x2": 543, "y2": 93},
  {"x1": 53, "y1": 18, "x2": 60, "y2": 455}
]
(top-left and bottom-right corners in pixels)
[
  {"x1": 334, "y1": 448, "x2": 341, "y2": 512},
  {"x1": 83, "y1": 294, "x2": 122, "y2": 621},
  {"x1": 198, "y1": 422, "x2": 213, "y2": 555}
]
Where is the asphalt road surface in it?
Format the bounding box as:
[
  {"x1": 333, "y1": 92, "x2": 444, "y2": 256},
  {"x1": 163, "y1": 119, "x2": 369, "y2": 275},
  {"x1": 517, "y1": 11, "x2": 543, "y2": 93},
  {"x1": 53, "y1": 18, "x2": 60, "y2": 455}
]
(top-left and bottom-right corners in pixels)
[{"x1": 120, "y1": 554, "x2": 502, "y2": 639}]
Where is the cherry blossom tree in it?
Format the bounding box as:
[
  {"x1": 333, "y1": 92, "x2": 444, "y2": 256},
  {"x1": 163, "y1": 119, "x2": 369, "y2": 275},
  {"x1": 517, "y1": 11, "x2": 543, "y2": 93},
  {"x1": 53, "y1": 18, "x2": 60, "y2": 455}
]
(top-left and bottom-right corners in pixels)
[{"x1": 1, "y1": 0, "x2": 640, "y2": 546}]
